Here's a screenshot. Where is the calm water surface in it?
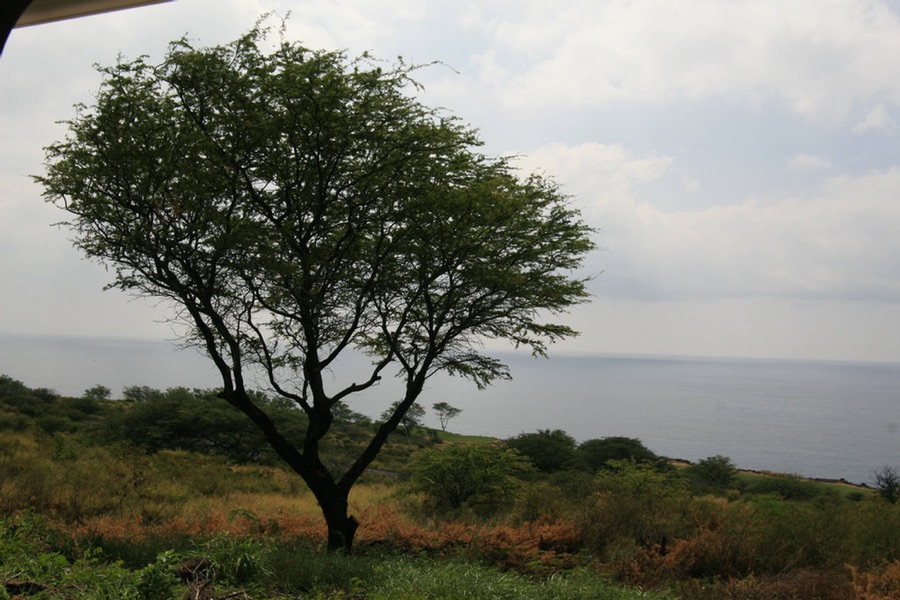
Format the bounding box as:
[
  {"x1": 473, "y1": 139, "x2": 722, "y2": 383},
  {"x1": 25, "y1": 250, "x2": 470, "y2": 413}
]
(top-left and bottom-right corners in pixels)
[{"x1": 2, "y1": 334, "x2": 897, "y2": 484}]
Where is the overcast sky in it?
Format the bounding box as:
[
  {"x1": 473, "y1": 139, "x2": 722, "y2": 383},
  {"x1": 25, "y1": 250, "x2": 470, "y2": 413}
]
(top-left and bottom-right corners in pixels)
[{"x1": 3, "y1": 0, "x2": 900, "y2": 364}]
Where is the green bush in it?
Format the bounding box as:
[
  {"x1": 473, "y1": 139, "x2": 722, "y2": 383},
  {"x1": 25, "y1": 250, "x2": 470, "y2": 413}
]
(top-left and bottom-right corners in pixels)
[
  {"x1": 742, "y1": 473, "x2": 837, "y2": 501},
  {"x1": 506, "y1": 429, "x2": 586, "y2": 473},
  {"x1": 0, "y1": 374, "x2": 31, "y2": 398},
  {"x1": 577, "y1": 437, "x2": 662, "y2": 472},
  {"x1": 581, "y1": 460, "x2": 694, "y2": 556},
  {"x1": 266, "y1": 544, "x2": 377, "y2": 595},
  {"x1": 0, "y1": 514, "x2": 140, "y2": 599},
  {"x1": 134, "y1": 550, "x2": 182, "y2": 600},
  {"x1": 686, "y1": 455, "x2": 737, "y2": 491},
  {"x1": 105, "y1": 387, "x2": 307, "y2": 464},
  {"x1": 873, "y1": 465, "x2": 900, "y2": 504},
  {"x1": 200, "y1": 533, "x2": 271, "y2": 585},
  {"x1": 37, "y1": 414, "x2": 77, "y2": 434},
  {"x1": 408, "y1": 443, "x2": 532, "y2": 515},
  {"x1": 82, "y1": 384, "x2": 112, "y2": 401}
]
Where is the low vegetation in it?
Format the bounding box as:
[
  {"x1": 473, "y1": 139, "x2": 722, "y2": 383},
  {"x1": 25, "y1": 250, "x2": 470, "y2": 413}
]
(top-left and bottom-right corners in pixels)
[{"x1": 1, "y1": 374, "x2": 898, "y2": 599}]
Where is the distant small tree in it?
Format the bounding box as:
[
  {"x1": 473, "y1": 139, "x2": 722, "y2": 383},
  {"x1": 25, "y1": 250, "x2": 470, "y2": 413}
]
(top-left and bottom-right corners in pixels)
[
  {"x1": 687, "y1": 455, "x2": 737, "y2": 490},
  {"x1": 408, "y1": 443, "x2": 532, "y2": 514},
  {"x1": 82, "y1": 385, "x2": 111, "y2": 401},
  {"x1": 506, "y1": 429, "x2": 585, "y2": 473},
  {"x1": 381, "y1": 401, "x2": 425, "y2": 436},
  {"x1": 743, "y1": 473, "x2": 828, "y2": 501},
  {"x1": 0, "y1": 375, "x2": 30, "y2": 398},
  {"x1": 31, "y1": 388, "x2": 60, "y2": 402},
  {"x1": 432, "y1": 402, "x2": 462, "y2": 432},
  {"x1": 577, "y1": 436, "x2": 661, "y2": 472},
  {"x1": 331, "y1": 402, "x2": 370, "y2": 425},
  {"x1": 122, "y1": 385, "x2": 164, "y2": 403},
  {"x1": 873, "y1": 465, "x2": 900, "y2": 504}
]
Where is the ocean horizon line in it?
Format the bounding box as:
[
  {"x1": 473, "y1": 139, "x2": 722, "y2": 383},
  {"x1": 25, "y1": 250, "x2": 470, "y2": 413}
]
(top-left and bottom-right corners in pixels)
[
  {"x1": 3, "y1": 330, "x2": 899, "y2": 370},
  {"x1": 1, "y1": 330, "x2": 897, "y2": 486}
]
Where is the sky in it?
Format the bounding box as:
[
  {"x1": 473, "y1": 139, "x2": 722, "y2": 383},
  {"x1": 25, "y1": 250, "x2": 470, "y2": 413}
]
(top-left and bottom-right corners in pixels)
[{"x1": 3, "y1": 0, "x2": 900, "y2": 365}]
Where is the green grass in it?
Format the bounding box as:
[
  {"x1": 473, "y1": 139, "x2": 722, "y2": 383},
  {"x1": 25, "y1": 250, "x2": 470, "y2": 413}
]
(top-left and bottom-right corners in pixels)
[
  {"x1": 0, "y1": 515, "x2": 668, "y2": 600},
  {"x1": 433, "y1": 430, "x2": 498, "y2": 443},
  {"x1": 358, "y1": 558, "x2": 668, "y2": 600},
  {"x1": 733, "y1": 470, "x2": 876, "y2": 501},
  {"x1": 2, "y1": 375, "x2": 898, "y2": 599},
  {"x1": 205, "y1": 551, "x2": 673, "y2": 599}
]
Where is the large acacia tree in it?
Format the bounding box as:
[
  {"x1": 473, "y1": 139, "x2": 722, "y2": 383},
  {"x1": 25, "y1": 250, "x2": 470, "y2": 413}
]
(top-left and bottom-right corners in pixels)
[{"x1": 39, "y1": 25, "x2": 595, "y2": 552}]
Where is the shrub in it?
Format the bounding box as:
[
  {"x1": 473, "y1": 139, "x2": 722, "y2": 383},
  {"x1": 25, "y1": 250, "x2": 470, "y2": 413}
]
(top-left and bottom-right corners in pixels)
[
  {"x1": 746, "y1": 496, "x2": 853, "y2": 572},
  {"x1": 673, "y1": 568, "x2": 852, "y2": 600},
  {"x1": 266, "y1": 544, "x2": 377, "y2": 595},
  {"x1": 134, "y1": 550, "x2": 182, "y2": 600},
  {"x1": 200, "y1": 533, "x2": 271, "y2": 585},
  {"x1": 82, "y1": 385, "x2": 112, "y2": 401},
  {"x1": 581, "y1": 460, "x2": 694, "y2": 557},
  {"x1": 850, "y1": 560, "x2": 900, "y2": 599},
  {"x1": 407, "y1": 443, "x2": 532, "y2": 515},
  {"x1": 742, "y1": 473, "x2": 836, "y2": 501},
  {"x1": 0, "y1": 374, "x2": 30, "y2": 398},
  {"x1": 873, "y1": 465, "x2": 900, "y2": 504},
  {"x1": 506, "y1": 429, "x2": 585, "y2": 473},
  {"x1": 105, "y1": 387, "x2": 307, "y2": 463},
  {"x1": 577, "y1": 437, "x2": 662, "y2": 472},
  {"x1": 36, "y1": 414, "x2": 77, "y2": 434},
  {"x1": 686, "y1": 455, "x2": 737, "y2": 491},
  {"x1": 511, "y1": 481, "x2": 569, "y2": 523}
]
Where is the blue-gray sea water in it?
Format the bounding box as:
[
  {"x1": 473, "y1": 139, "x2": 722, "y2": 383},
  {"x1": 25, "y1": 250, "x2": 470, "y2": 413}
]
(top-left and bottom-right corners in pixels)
[{"x1": 2, "y1": 333, "x2": 897, "y2": 485}]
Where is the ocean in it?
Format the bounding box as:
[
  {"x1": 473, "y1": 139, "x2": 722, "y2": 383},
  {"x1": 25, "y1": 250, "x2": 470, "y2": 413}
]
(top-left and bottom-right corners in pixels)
[{"x1": 1, "y1": 333, "x2": 898, "y2": 486}]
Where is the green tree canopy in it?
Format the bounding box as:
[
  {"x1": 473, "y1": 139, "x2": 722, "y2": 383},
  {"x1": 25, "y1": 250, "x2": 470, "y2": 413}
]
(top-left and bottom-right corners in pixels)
[
  {"x1": 408, "y1": 443, "x2": 532, "y2": 514},
  {"x1": 686, "y1": 454, "x2": 737, "y2": 490},
  {"x1": 38, "y1": 22, "x2": 594, "y2": 551},
  {"x1": 577, "y1": 437, "x2": 662, "y2": 472},
  {"x1": 82, "y1": 385, "x2": 111, "y2": 401},
  {"x1": 106, "y1": 387, "x2": 307, "y2": 464},
  {"x1": 381, "y1": 401, "x2": 425, "y2": 436},
  {"x1": 122, "y1": 385, "x2": 165, "y2": 403},
  {"x1": 506, "y1": 429, "x2": 585, "y2": 473},
  {"x1": 432, "y1": 401, "x2": 462, "y2": 432},
  {"x1": 873, "y1": 465, "x2": 900, "y2": 504}
]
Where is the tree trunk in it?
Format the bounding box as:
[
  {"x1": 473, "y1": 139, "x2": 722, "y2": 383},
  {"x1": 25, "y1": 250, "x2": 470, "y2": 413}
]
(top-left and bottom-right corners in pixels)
[{"x1": 320, "y1": 493, "x2": 359, "y2": 553}]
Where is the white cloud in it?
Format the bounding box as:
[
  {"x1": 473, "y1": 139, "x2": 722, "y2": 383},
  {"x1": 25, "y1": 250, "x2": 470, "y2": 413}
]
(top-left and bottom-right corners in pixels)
[
  {"x1": 788, "y1": 154, "x2": 832, "y2": 171},
  {"x1": 631, "y1": 168, "x2": 900, "y2": 301},
  {"x1": 853, "y1": 103, "x2": 898, "y2": 133},
  {"x1": 682, "y1": 172, "x2": 702, "y2": 194},
  {"x1": 516, "y1": 142, "x2": 900, "y2": 303},
  {"x1": 6, "y1": 0, "x2": 900, "y2": 362},
  {"x1": 513, "y1": 142, "x2": 673, "y2": 209},
  {"x1": 468, "y1": 0, "x2": 900, "y2": 125}
]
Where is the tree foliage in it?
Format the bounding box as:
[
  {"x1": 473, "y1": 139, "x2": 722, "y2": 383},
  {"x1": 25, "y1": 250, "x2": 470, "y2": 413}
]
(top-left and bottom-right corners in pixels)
[
  {"x1": 584, "y1": 460, "x2": 693, "y2": 556},
  {"x1": 0, "y1": 375, "x2": 95, "y2": 431},
  {"x1": 82, "y1": 385, "x2": 111, "y2": 401},
  {"x1": 408, "y1": 443, "x2": 532, "y2": 514},
  {"x1": 122, "y1": 385, "x2": 165, "y2": 403},
  {"x1": 38, "y1": 22, "x2": 594, "y2": 551},
  {"x1": 506, "y1": 429, "x2": 585, "y2": 473},
  {"x1": 686, "y1": 454, "x2": 737, "y2": 490},
  {"x1": 381, "y1": 401, "x2": 425, "y2": 436},
  {"x1": 577, "y1": 437, "x2": 662, "y2": 472},
  {"x1": 106, "y1": 387, "x2": 307, "y2": 463},
  {"x1": 873, "y1": 465, "x2": 900, "y2": 504},
  {"x1": 432, "y1": 402, "x2": 462, "y2": 432}
]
